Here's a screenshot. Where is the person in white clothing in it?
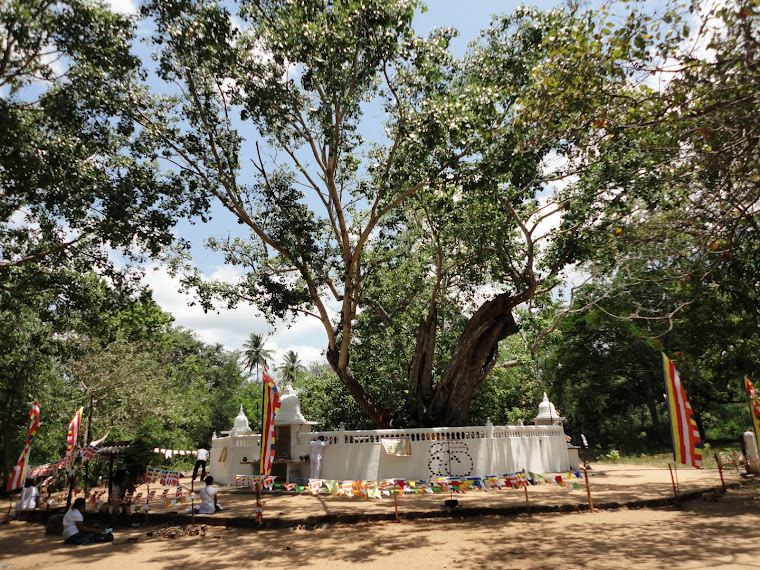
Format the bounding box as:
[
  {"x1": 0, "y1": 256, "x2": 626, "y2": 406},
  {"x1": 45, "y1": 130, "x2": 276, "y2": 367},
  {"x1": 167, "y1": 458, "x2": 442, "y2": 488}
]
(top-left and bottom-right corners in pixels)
[
  {"x1": 192, "y1": 446, "x2": 210, "y2": 481},
  {"x1": 309, "y1": 436, "x2": 330, "y2": 479},
  {"x1": 195, "y1": 476, "x2": 222, "y2": 514},
  {"x1": 14, "y1": 480, "x2": 39, "y2": 518},
  {"x1": 62, "y1": 498, "x2": 112, "y2": 545}
]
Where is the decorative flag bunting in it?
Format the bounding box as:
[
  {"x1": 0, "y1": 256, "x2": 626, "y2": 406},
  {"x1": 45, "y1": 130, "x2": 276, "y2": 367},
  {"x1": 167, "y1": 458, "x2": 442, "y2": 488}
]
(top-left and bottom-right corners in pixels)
[
  {"x1": 745, "y1": 378, "x2": 760, "y2": 450},
  {"x1": 299, "y1": 471, "x2": 584, "y2": 498},
  {"x1": 66, "y1": 407, "x2": 83, "y2": 458},
  {"x1": 259, "y1": 368, "x2": 281, "y2": 476},
  {"x1": 7, "y1": 401, "x2": 41, "y2": 491},
  {"x1": 28, "y1": 445, "x2": 101, "y2": 478},
  {"x1": 662, "y1": 353, "x2": 703, "y2": 468},
  {"x1": 152, "y1": 448, "x2": 198, "y2": 459},
  {"x1": 233, "y1": 475, "x2": 278, "y2": 489},
  {"x1": 145, "y1": 467, "x2": 181, "y2": 486},
  {"x1": 81, "y1": 445, "x2": 98, "y2": 461}
]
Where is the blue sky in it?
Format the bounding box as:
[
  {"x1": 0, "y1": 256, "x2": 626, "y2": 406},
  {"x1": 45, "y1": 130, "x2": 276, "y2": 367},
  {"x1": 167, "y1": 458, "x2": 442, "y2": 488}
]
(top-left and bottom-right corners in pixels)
[{"x1": 126, "y1": 0, "x2": 564, "y2": 368}]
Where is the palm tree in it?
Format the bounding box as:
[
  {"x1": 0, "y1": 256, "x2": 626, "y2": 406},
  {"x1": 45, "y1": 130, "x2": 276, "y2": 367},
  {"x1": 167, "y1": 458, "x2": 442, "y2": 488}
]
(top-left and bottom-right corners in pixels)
[
  {"x1": 276, "y1": 350, "x2": 307, "y2": 386},
  {"x1": 241, "y1": 333, "x2": 275, "y2": 382}
]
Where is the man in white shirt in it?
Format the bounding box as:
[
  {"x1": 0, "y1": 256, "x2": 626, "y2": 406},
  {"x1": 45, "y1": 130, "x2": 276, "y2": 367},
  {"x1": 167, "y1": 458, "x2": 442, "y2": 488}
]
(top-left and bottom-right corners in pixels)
[
  {"x1": 195, "y1": 476, "x2": 222, "y2": 514},
  {"x1": 310, "y1": 436, "x2": 330, "y2": 479},
  {"x1": 192, "y1": 446, "x2": 210, "y2": 481}
]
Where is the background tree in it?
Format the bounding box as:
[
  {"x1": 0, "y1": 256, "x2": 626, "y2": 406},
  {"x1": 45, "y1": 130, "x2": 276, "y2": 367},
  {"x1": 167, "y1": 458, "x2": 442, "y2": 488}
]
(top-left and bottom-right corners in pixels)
[
  {"x1": 0, "y1": 278, "x2": 248, "y2": 490},
  {"x1": 241, "y1": 333, "x2": 275, "y2": 381},
  {"x1": 139, "y1": 0, "x2": 639, "y2": 426},
  {"x1": 276, "y1": 350, "x2": 307, "y2": 386}
]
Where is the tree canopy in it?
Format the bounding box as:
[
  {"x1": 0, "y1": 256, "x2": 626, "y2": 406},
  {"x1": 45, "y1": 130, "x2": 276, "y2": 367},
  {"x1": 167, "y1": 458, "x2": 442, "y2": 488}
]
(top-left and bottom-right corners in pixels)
[{"x1": 3, "y1": 0, "x2": 760, "y2": 466}]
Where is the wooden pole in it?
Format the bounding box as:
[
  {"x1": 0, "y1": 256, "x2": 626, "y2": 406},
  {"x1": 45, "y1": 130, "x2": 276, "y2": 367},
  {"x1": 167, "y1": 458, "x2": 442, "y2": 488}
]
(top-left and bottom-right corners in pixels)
[
  {"x1": 255, "y1": 481, "x2": 262, "y2": 525},
  {"x1": 84, "y1": 395, "x2": 94, "y2": 496},
  {"x1": 393, "y1": 491, "x2": 400, "y2": 523},
  {"x1": 145, "y1": 483, "x2": 151, "y2": 525},
  {"x1": 674, "y1": 461, "x2": 680, "y2": 496},
  {"x1": 583, "y1": 467, "x2": 594, "y2": 513},
  {"x1": 668, "y1": 463, "x2": 678, "y2": 499},
  {"x1": 715, "y1": 453, "x2": 726, "y2": 491}
]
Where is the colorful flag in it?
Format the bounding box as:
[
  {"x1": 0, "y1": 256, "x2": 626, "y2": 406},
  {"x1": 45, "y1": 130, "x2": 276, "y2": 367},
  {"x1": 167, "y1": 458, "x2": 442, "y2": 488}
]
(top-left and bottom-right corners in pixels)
[
  {"x1": 89, "y1": 430, "x2": 109, "y2": 447},
  {"x1": 7, "y1": 401, "x2": 41, "y2": 491},
  {"x1": 81, "y1": 446, "x2": 98, "y2": 461},
  {"x1": 662, "y1": 353, "x2": 703, "y2": 468},
  {"x1": 66, "y1": 407, "x2": 83, "y2": 457},
  {"x1": 259, "y1": 368, "x2": 281, "y2": 476},
  {"x1": 745, "y1": 378, "x2": 760, "y2": 449}
]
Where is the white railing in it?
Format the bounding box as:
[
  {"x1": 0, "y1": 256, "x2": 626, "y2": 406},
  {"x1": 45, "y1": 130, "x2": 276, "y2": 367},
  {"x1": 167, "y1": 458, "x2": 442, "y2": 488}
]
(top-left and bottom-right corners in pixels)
[
  {"x1": 296, "y1": 423, "x2": 565, "y2": 445},
  {"x1": 214, "y1": 433, "x2": 262, "y2": 447}
]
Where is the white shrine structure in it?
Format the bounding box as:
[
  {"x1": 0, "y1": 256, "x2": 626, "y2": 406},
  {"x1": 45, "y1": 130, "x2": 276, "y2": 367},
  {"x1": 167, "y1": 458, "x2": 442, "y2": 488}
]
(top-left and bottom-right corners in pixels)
[{"x1": 209, "y1": 388, "x2": 577, "y2": 485}]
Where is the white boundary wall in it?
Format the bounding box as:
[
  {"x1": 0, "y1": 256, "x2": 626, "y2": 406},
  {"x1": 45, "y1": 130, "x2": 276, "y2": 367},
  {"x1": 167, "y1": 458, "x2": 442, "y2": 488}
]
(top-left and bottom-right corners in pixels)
[{"x1": 210, "y1": 423, "x2": 570, "y2": 485}]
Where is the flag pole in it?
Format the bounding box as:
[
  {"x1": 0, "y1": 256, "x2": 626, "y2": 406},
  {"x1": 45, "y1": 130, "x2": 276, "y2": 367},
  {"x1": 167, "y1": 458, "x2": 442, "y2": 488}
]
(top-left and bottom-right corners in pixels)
[
  {"x1": 668, "y1": 463, "x2": 678, "y2": 499},
  {"x1": 256, "y1": 368, "x2": 267, "y2": 524},
  {"x1": 744, "y1": 378, "x2": 760, "y2": 451},
  {"x1": 583, "y1": 467, "x2": 594, "y2": 513},
  {"x1": 714, "y1": 453, "x2": 726, "y2": 492}
]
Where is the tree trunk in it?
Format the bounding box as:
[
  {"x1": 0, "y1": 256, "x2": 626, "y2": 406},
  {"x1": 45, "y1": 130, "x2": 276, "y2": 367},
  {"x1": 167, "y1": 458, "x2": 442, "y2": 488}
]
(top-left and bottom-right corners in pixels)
[
  {"x1": 326, "y1": 346, "x2": 386, "y2": 427},
  {"x1": 1, "y1": 387, "x2": 18, "y2": 490},
  {"x1": 409, "y1": 305, "x2": 437, "y2": 425},
  {"x1": 642, "y1": 369, "x2": 661, "y2": 440},
  {"x1": 428, "y1": 292, "x2": 520, "y2": 426}
]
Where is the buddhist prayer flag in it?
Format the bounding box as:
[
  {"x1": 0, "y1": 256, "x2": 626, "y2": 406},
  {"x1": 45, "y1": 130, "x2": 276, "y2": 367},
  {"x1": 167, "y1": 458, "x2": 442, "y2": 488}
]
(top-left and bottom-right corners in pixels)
[
  {"x1": 745, "y1": 378, "x2": 760, "y2": 448},
  {"x1": 7, "y1": 401, "x2": 41, "y2": 491},
  {"x1": 259, "y1": 368, "x2": 281, "y2": 476},
  {"x1": 66, "y1": 407, "x2": 83, "y2": 457},
  {"x1": 662, "y1": 353, "x2": 703, "y2": 468}
]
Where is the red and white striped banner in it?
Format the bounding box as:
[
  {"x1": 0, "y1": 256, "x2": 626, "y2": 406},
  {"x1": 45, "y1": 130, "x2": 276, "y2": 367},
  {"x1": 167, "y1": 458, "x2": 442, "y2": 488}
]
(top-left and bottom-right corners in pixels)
[{"x1": 6, "y1": 401, "x2": 41, "y2": 491}]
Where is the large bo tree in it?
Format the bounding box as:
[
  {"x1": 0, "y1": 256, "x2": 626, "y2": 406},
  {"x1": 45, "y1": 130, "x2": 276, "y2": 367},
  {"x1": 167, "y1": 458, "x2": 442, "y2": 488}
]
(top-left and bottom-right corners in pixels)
[
  {"x1": 140, "y1": 0, "x2": 711, "y2": 426},
  {"x1": 138, "y1": 0, "x2": 633, "y2": 426}
]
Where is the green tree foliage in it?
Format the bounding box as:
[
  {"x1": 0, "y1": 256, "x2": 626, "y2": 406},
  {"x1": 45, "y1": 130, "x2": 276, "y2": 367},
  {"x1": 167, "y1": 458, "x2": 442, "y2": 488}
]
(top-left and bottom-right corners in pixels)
[
  {"x1": 0, "y1": 301, "x2": 60, "y2": 484},
  {"x1": 298, "y1": 365, "x2": 373, "y2": 431},
  {"x1": 137, "y1": 0, "x2": 433, "y2": 425},
  {"x1": 137, "y1": 0, "x2": 632, "y2": 426},
  {"x1": 507, "y1": 0, "x2": 760, "y2": 449},
  {"x1": 543, "y1": 294, "x2": 667, "y2": 451},
  {"x1": 276, "y1": 350, "x2": 307, "y2": 385},
  {"x1": 541, "y1": 262, "x2": 759, "y2": 453},
  {"x1": 0, "y1": 279, "x2": 247, "y2": 490},
  {"x1": 0, "y1": 0, "x2": 195, "y2": 303}
]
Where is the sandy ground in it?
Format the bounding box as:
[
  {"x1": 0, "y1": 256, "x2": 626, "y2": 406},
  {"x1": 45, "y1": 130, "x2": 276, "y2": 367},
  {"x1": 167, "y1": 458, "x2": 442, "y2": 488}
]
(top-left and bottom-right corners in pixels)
[{"x1": 1, "y1": 465, "x2": 758, "y2": 569}]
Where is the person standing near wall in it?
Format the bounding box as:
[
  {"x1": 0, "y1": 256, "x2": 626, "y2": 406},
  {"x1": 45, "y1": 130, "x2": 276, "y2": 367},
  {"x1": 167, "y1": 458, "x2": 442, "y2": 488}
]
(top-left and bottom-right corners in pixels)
[
  {"x1": 192, "y1": 445, "x2": 209, "y2": 481},
  {"x1": 309, "y1": 436, "x2": 329, "y2": 479}
]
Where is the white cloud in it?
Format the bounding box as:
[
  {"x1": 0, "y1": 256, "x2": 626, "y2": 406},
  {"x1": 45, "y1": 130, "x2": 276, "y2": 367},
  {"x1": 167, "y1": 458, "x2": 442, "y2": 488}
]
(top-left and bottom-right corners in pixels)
[
  {"x1": 142, "y1": 263, "x2": 328, "y2": 367},
  {"x1": 105, "y1": 0, "x2": 137, "y2": 14}
]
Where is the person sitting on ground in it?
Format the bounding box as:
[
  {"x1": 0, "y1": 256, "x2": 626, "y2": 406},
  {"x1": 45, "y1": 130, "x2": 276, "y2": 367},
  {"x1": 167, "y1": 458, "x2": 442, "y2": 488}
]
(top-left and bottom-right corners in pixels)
[
  {"x1": 62, "y1": 498, "x2": 113, "y2": 545},
  {"x1": 195, "y1": 476, "x2": 223, "y2": 514},
  {"x1": 14, "y1": 480, "x2": 39, "y2": 518}
]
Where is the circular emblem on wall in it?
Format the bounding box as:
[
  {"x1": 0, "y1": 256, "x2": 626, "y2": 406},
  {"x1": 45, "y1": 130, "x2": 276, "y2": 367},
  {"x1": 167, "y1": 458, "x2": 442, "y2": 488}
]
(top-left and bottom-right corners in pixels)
[{"x1": 427, "y1": 441, "x2": 473, "y2": 478}]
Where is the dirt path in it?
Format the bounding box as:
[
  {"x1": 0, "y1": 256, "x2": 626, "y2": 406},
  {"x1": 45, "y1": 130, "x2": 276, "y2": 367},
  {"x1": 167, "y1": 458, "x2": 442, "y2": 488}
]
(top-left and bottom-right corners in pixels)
[{"x1": 1, "y1": 466, "x2": 757, "y2": 569}]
